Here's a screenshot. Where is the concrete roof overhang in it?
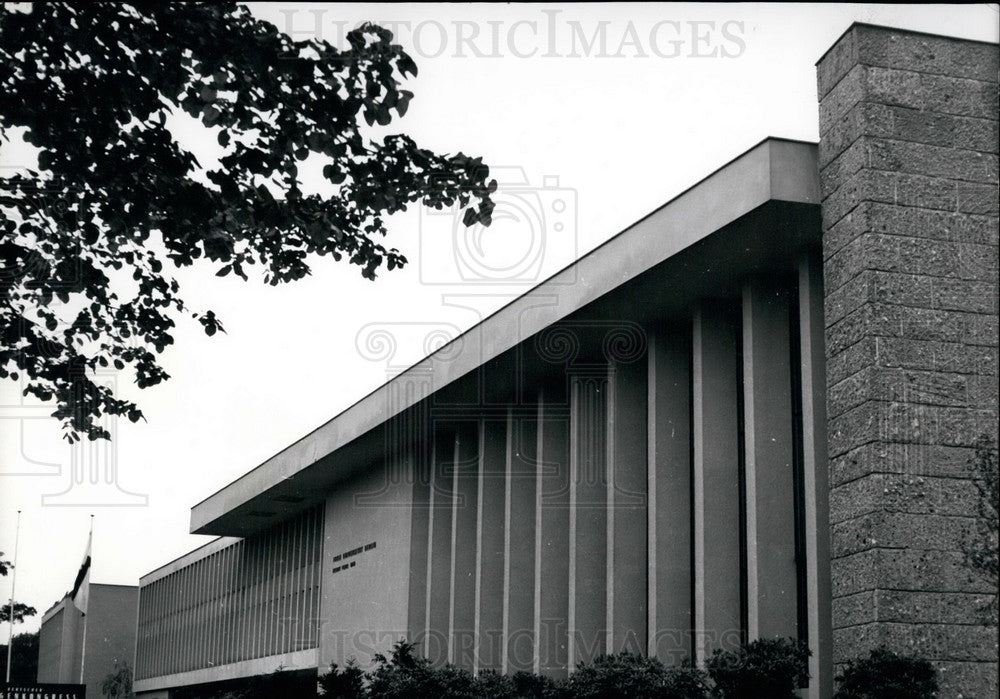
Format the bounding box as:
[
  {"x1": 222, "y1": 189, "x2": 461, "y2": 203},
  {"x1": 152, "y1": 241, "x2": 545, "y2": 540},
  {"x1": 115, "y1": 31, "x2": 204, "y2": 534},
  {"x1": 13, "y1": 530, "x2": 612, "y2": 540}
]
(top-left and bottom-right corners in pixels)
[{"x1": 190, "y1": 137, "x2": 822, "y2": 537}]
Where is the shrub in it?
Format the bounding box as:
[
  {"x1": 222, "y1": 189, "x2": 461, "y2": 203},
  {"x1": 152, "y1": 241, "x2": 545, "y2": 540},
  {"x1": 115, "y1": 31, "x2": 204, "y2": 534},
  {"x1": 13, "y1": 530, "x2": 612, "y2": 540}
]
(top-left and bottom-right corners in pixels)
[
  {"x1": 365, "y1": 640, "x2": 477, "y2": 699},
  {"x1": 833, "y1": 648, "x2": 938, "y2": 699},
  {"x1": 318, "y1": 661, "x2": 365, "y2": 698},
  {"x1": 312, "y1": 640, "x2": 967, "y2": 699},
  {"x1": 101, "y1": 661, "x2": 135, "y2": 699},
  {"x1": 706, "y1": 637, "x2": 809, "y2": 699},
  {"x1": 504, "y1": 670, "x2": 561, "y2": 698},
  {"x1": 662, "y1": 663, "x2": 713, "y2": 699},
  {"x1": 470, "y1": 669, "x2": 516, "y2": 698},
  {"x1": 563, "y1": 652, "x2": 708, "y2": 699}
]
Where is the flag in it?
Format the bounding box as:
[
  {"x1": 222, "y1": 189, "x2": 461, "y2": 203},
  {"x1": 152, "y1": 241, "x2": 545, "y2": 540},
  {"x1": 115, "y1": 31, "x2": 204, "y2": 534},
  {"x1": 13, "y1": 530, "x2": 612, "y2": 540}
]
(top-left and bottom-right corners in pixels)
[{"x1": 71, "y1": 528, "x2": 91, "y2": 615}]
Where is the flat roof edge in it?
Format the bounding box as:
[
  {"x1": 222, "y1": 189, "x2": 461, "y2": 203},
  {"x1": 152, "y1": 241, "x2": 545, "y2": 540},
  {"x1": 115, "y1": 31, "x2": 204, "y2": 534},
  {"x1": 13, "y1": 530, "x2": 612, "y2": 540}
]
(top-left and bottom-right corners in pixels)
[
  {"x1": 191, "y1": 137, "x2": 820, "y2": 535},
  {"x1": 40, "y1": 596, "x2": 70, "y2": 624},
  {"x1": 814, "y1": 21, "x2": 1000, "y2": 67}
]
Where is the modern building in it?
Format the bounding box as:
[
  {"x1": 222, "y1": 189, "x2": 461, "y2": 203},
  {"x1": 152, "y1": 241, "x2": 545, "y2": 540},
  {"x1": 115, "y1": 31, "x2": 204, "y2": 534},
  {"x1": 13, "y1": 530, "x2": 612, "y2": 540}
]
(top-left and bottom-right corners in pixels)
[
  {"x1": 37, "y1": 584, "x2": 139, "y2": 697},
  {"x1": 132, "y1": 24, "x2": 998, "y2": 699}
]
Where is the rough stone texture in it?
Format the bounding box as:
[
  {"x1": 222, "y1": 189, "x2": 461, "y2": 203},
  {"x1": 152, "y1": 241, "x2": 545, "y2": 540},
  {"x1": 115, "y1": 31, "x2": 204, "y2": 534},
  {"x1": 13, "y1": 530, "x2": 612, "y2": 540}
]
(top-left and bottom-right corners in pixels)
[{"x1": 818, "y1": 24, "x2": 999, "y2": 695}]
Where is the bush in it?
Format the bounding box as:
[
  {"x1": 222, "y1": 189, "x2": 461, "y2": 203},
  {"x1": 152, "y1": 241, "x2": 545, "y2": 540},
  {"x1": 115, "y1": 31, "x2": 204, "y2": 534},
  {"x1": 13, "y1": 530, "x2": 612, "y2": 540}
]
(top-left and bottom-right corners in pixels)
[
  {"x1": 466, "y1": 669, "x2": 560, "y2": 698},
  {"x1": 255, "y1": 637, "x2": 947, "y2": 699},
  {"x1": 505, "y1": 670, "x2": 561, "y2": 698},
  {"x1": 470, "y1": 669, "x2": 516, "y2": 698},
  {"x1": 562, "y1": 652, "x2": 708, "y2": 699},
  {"x1": 313, "y1": 638, "x2": 957, "y2": 698},
  {"x1": 833, "y1": 648, "x2": 938, "y2": 699},
  {"x1": 706, "y1": 637, "x2": 809, "y2": 699},
  {"x1": 365, "y1": 640, "x2": 477, "y2": 699},
  {"x1": 318, "y1": 661, "x2": 365, "y2": 698},
  {"x1": 662, "y1": 664, "x2": 713, "y2": 699},
  {"x1": 101, "y1": 661, "x2": 135, "y2": 699}
]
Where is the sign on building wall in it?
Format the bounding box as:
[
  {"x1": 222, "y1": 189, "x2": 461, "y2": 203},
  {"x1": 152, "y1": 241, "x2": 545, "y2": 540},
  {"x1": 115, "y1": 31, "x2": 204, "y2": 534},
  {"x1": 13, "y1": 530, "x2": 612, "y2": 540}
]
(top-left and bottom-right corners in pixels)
[{"x1": 1, "y1": 683, "x2": 86, "y2": 699}]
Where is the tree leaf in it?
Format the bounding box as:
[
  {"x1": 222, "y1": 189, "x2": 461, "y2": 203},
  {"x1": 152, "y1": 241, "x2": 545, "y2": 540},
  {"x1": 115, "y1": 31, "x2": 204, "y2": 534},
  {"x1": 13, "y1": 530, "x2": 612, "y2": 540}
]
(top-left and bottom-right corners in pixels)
[{"x1": 0, "y1": 2, "x2": 495, "y2": 442}]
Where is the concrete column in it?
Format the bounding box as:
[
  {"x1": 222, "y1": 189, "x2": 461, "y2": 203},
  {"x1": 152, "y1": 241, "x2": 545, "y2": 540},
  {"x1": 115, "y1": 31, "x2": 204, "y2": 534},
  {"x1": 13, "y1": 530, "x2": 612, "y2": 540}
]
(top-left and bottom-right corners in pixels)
[
  {"x1": 407, "y1": 445, "x2": 431, "y2": 647},
  {"x1": 252, "y1": 538, "x2": 266, "y2": 661},
  {"x1": 647, "y1": 325, "x2": 693, "y2": 663},
  {"x1": 505, "y1": 405, "x2": 538, "y2": 673},
  {"x1": 742, "y1": 281, "x2": 799, "y2": 640},
  {"x1": 692, "y1": 303, "x2": 742, "y2": 663},
  {"x1": 535, "y1": 385, "x2": 570, "y2": 677},
  {"x1": 425, "y1": 426, "x2": 456, "y2": 666},
  {"x1": 568, "y1": 371, "x2": 609, "y2": 669},
  {"x1": 62, "y1": 602, "x2": 79, "y2": 682},
  {"x1": 398, "y1": 371, "x2": 434, "y2": 653},
  {"x1": 609, "y1": 355, "x2": 648, "y2": 655},
  {"x1": 799, "y1": 251, "x2": 833, "y2": 699},
  {"x1": 450, "y1": 422, "x2": 479, "y2": 670},
  {"x1": 474, "y1": 416, "x2": 508, "y2": 673}
]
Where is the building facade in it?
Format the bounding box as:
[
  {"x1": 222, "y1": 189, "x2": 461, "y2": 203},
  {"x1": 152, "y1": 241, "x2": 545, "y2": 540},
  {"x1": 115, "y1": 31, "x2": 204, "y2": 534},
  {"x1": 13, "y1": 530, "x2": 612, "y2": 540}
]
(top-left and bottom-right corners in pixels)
[
  {"x1": 132, "y1": 25, "x2": 998, "y2": 699},
  {"x1": 38, "y1": 584, "x2": 139, "y2": 697}
]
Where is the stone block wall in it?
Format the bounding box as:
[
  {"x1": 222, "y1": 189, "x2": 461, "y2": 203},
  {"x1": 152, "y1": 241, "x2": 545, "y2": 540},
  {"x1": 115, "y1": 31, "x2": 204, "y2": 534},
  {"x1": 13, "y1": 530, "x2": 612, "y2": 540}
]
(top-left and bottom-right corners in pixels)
[{"x1": 817, "y1": 24, "x2": 999, "y2": 697}]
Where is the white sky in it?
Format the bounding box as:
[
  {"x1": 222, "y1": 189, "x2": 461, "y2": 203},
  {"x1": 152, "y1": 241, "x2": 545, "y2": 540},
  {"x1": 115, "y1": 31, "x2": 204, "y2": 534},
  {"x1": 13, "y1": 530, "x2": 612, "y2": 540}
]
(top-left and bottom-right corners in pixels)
[{"x1": 2, "y1": 3, "x2": 997, "y2": 636}]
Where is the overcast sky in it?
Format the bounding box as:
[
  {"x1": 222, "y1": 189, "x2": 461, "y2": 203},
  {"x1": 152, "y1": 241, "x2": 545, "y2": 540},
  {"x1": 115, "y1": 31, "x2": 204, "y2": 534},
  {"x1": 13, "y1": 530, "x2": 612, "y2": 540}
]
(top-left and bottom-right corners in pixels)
[{"x1": 1, "y1": 3, "x2": 997, "y2": 636}]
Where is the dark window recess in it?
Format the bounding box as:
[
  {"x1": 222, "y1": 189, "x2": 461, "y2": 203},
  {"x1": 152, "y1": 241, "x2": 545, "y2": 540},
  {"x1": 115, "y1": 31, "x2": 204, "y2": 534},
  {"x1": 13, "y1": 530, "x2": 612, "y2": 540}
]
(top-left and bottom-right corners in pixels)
[
  {"x1": 735, "y1": 306, "x2": 749, "y2": 647},
  {"x1": 687, "y1": 323, "x2": 696, "y2": 662},
  {"x1": 788, "y1": 287, "x2": 810, "y2": 654}
]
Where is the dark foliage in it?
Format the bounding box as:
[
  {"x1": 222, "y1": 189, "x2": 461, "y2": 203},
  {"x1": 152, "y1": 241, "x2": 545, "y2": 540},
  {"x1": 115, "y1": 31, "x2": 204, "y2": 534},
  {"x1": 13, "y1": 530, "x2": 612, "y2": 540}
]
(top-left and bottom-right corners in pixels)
[
  {"x1": 508, "y1": 670, "x2": 561, "y2": 698},
  {"x1": 315, "y1": 641, "x2": 706, "y2": 698},
  {"x1": 101, "y1": 661, "x2": 135, "y2": 699},
  {"x1": 317, "y1": 641, "x2": 562, "y2": 699},
  {"x1": 0, "y1": 2, "x2": 495, "y2": 441},
  {"x1": 833, "y1": 647, "x2": 938, "y2": 699},
  {"x1": 705, "y1": 637, "x2": 809, "y2": 699},
  {"x1": 0, "y1": 631, "x2": 39, "y2": 683},
  {"x1": 563, "y1": 652, "x2": 708, "y2": 699},
  {"x1": 0, "y1": 552, "x2": 35, "y2": 624},
  {"x1": 275, "y1": 638, "x2": 938, "y2": 699},
  {"x1": 364, "y1": 640, "x2": 477, "y2": 698},
  {"x1": 0, "y1": 600, "x2": 35, "y2": 625},
  {"x1": 317, "y1": 661, "x2": 365, "y2": 698}
]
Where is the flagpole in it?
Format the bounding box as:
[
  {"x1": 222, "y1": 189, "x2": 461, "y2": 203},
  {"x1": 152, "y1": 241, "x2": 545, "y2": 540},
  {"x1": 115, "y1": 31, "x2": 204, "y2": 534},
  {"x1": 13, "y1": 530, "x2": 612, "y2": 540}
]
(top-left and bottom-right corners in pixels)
[
  {"x1": 5, "y1": 509, "x2": 21, "y2": 683},
  {"x1": 79, "y1": 514, "x2": 93, "y2": 685}
]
